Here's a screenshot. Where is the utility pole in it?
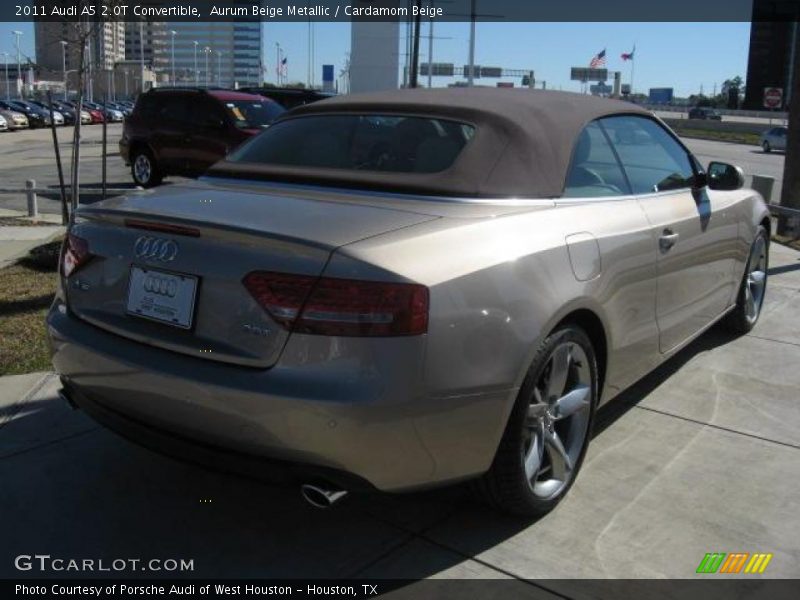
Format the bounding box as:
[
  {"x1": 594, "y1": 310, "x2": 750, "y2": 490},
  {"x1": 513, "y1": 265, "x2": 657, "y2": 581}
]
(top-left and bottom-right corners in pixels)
[
  {"x1": 427, "y1": 4, "x2": 434, "y2": 88},
  {"x1": 467, "y1": 0, "x2": 476, "y2": 86},
  {"x1": 60, "y1": 41, "x2": 68, "y2": 100},
  {"x1": 170, "y1": 30, "x2": 177, "y2": 85},
  {"x1": 410, "y1": 0, "x2": 421, "y2": 87},
  {"x1": 139, "y1": 20, "x2": 145, "y2": 93},
  {"x1": 193, "y1": 41, "x2": 199, "y2": 85},
  {"x1": 12, "y1": 30, "x2": 22, "y2": 97},
  {"x1": 780, "y1": 18, "x2": 800, "y2": 234},
  {"x1": 2, "y1": 53, "x2": 9, "y2": 101}
]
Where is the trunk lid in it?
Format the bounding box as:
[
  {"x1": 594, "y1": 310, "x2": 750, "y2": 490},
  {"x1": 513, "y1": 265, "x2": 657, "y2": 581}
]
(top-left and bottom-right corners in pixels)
[{"x1": 66, "y1": 183, "x2": 438, "y2": 368}]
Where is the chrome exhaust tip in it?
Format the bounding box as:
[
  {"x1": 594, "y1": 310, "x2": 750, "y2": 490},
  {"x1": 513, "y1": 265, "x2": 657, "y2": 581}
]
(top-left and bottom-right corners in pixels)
[{"x1": 300, "y1": 483, "x2": 348, "y2": 509}]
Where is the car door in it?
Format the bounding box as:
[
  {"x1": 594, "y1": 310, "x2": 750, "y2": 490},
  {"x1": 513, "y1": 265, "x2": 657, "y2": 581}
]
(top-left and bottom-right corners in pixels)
[
  {"x1": 600, "y1": 115, "x2": 739, "y2": 353},
  {"x1": 183, "y1": 97, "x2": 232, "y2": 174},
  {"x1": 151, "y1": 94, "x2": 192, "y2": 173}
]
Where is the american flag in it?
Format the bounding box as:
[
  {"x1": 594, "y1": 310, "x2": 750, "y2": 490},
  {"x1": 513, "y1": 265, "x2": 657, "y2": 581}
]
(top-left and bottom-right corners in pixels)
[{"x1": 589, "y1": 49, "x2": 607, "y2": 68}]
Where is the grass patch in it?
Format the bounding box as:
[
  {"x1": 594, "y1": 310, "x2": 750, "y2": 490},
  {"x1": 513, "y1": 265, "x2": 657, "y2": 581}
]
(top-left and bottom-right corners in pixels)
[
  {"x1": 0, "y1": 245, "x2": 60, "y2": 376},
  {"x1": 672, "y1": 128, "x2": 761, "y2": 146}
]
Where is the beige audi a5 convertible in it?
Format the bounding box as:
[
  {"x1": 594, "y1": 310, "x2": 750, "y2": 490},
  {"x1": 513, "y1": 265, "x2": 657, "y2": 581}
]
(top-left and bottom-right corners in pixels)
[{"x1": 48, "y1": 89, "x2": 769, "y2": 515}]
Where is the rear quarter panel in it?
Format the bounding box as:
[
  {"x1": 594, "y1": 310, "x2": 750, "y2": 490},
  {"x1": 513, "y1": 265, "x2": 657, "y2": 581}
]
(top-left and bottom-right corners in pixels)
[{"x1": 331, "y1": 198, "x2": 660, "y2": 406}]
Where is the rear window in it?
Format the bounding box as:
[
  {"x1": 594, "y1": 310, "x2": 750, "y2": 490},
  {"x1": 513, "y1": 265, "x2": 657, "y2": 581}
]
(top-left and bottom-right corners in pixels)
[
  {"x1": 222, "y1": 99, "x2": 285, "y2": 129},
  {"x1": 227, "y1": 114, "x2": 475, "y2": 173}
]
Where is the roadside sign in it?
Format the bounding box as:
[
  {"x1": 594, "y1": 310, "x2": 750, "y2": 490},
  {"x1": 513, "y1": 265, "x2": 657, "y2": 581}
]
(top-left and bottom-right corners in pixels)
[
  {"x1": 763, "y1": 87, "x2": 783, "y2": 109},
  {"x1": 497, "y1": 82, "x2": 514, "y2": 88},
  {"x1": 590, "y1": 83, "x2": 613, "y2": 95},
  {"x1": 571, "y1": 67, "x2": 608, "y2": 82}
]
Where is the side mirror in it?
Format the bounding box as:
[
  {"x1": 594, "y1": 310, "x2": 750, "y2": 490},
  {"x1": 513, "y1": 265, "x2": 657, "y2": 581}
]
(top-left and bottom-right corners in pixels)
[{"x1": 707, "y1": 161, "x2": 745, "y2": 191}]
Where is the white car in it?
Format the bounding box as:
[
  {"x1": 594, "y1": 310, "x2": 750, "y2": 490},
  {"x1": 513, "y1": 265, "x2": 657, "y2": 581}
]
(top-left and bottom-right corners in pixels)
[
  {"x1": 52, "y1": 110, "x2": 65, "y2": 126},
  {"x1": 0, "y1": 114, "x2": 7, "y2": 131},
  {"x1": 760, "y1": 126, "x2": 787, "y2": 153}
]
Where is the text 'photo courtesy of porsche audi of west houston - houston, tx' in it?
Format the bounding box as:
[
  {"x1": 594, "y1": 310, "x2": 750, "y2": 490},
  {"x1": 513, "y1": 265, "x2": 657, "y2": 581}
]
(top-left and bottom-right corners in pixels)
[{"x1": 48, "y1": 89, "x2": 770, "y2": 516}]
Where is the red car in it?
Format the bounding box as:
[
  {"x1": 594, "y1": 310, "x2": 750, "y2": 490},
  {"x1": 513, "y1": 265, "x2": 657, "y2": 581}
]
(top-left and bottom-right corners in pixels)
[
  {"x1": 119, "y1": 88, "x2": 285, "y2": 187},
  {"x1": 84, "y1": 106, "x2": 105, "y2": 124}
]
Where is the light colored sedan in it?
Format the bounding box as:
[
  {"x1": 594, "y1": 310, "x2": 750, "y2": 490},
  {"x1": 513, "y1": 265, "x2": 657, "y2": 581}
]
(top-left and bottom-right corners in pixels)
[
  {"x1": 0, "y1": 108, "x2": 29, "y2": 130},
  {"x1": 760, "y1": 126, "x2": 787, "y2": 153},
  {"x1": 0, "y1": 114, "x2": 7, "y2": 131},
  {"x1": 48, "y1": 89, "x2": 770, "y2": 515}
]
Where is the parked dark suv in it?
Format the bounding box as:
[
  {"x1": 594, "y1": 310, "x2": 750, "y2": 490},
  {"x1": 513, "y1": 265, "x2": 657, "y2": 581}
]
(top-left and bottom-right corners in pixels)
[
  {"x1": 688, "y1": 107, "x2": 722, "y2": 121},
  {"x1": 239, "y1": 86, "x2": 336, "y2": 109},
  {"x1": 120, "y1": 88, "x2": 285, "y2": 187}
]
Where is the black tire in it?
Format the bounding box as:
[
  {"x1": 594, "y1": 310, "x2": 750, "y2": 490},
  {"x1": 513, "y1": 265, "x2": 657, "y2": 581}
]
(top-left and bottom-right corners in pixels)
[
  {"x1": 763, "y1": 141, "x2": 771, "y2": 153},
  {"x1": 726, "y1": 226, "x2": 769, "y2": 334},
  {"x1": 473, "y1": 324, "x2": 599, "y2": 517},
  {"x1": 131, "y1": 148, "x2": 162, "y2": 188}
]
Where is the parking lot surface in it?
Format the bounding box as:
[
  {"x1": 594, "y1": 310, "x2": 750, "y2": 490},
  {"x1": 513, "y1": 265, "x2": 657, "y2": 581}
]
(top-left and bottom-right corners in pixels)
[{"x1": 1, "y1": 242, "x2": 798, "y2": 580}]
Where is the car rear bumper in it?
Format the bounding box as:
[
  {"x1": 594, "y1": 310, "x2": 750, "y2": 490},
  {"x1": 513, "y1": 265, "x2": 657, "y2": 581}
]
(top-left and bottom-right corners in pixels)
[{"x1": 47, "y1": 301, "x2": 513, "y2": 492}]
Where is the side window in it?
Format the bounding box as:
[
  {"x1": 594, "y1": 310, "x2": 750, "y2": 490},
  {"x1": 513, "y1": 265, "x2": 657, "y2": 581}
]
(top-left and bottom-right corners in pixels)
[
  {"x1": 158, "y1": 95, "x2": 191, "y2": 125},
  {"x1": 600, "y1": 116, "x2": 695, "y2": 194},
  {"x1": 564, "y1": 121, "x2": 631, "y2": 197}
]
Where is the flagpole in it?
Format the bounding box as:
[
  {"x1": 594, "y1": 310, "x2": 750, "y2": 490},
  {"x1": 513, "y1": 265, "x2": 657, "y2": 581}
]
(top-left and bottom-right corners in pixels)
[{"x1": 630, "y1": 43, "x2": 636, "y2": 96}]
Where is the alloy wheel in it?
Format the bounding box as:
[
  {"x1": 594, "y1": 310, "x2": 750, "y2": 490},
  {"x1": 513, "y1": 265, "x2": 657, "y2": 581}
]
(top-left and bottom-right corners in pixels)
[
  {"x1": 522, "y1": 341, "x2": 593, "y2": 500},
  {"x1": 744, "y1": 235, "x2": 767, "y2": 324},
  {"x1": 134, "y1": 154, "x2": 152, "y2": 185}
]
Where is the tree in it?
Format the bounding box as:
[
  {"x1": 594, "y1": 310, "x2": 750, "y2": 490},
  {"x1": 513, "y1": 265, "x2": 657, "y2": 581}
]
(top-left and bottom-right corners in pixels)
[
  {"x1": 50, "y1": 2, "x2": 124, "y2": 220},
  {"x1": 779, "y1": 28, "x2": 800, "y2": 233}
]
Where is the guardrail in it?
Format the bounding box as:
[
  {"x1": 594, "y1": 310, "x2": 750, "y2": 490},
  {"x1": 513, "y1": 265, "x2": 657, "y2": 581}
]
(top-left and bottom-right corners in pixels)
[{"x1": 0, "y1": 179, "x2": 138, "y2": 219}]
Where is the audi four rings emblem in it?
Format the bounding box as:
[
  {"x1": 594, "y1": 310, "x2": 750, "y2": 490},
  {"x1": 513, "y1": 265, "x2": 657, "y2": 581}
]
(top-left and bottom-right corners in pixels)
[
  {"x1": 134, "y1": 236, "x2": 179, "y2": 262},
  {"x1": 144, "y1": 274, "x2": 178, "y2": 298}
]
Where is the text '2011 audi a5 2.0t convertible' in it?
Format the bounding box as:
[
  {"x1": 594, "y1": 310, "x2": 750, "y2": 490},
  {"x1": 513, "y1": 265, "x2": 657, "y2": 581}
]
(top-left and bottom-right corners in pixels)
[{"x1": 48, "y1": 89, "x2": 769, "y2": 516}]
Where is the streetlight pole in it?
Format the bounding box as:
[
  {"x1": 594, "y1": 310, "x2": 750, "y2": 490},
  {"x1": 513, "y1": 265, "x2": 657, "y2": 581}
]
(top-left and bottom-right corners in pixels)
[
  {"x1": 204, "y1": 47, "x2": 210, "y2": 87},
  {"x1": 2, "y1": 53, "x2": 9, "y2": 101},
  {"x1": 170, "y1": 30, "x2": 176, "y2": 85},
  {"x1": 276, "y1": 42, "x2": 281, "y2": 86},
  {"x1": 60, "y1": 41, "x2": 68, "y2": 100},
  {"x1": 467, "y1": 0, "x2": 476, "y2": 87},
  {"x1": 12, "y1": 30, "x2": 23, "y2": 97},
  {"x1": 139, "y1": 20, "x2": 145, "y2": 93},
  {"x1": 193, "y1": 41, "x2": 198, "y2": 85}
]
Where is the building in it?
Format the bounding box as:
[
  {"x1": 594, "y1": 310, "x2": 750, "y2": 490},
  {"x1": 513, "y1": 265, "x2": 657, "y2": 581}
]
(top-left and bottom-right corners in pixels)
[
  {"x1": 743, "y1": 0, "x2": 800, "y2": 109},
  {"x1": 349, "y1": 21, "x2": 400, "y2": 93},
  {"x1": 35, "y1": 20, "x2": 125, "y2": 76}
]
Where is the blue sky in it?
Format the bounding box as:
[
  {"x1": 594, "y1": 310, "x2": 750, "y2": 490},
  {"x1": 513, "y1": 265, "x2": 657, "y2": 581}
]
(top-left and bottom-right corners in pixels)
[{"x1": 1, "y1": 21, "x2": 751, "y2": 97}]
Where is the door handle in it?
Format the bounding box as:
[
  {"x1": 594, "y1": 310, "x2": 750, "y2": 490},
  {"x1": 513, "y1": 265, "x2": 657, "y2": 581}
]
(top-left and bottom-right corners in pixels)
[{"x1": 659, "y1": 229, "x2": 679, "y2": 251}]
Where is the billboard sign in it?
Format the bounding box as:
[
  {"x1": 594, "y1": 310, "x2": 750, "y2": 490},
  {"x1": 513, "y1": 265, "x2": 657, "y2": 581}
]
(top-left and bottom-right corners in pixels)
[
  {"x1": 322, "y1": 64, "x2": 334, "y2": 92},
  {"x1": 571, "y1": 67, "x2": 608, "y2": 82},
  {"x1": 421, "y1": 63, "x2": 455, "y2": 77},
  {"x1": 590, "y1": 83, "x2": 613, "y2": 95},
  {"x1": 480, "y1": 66, "x2": 503, "y2": 78},
  {"x1": 648, "y1": 87, "x2": 674, "y2": 104}
]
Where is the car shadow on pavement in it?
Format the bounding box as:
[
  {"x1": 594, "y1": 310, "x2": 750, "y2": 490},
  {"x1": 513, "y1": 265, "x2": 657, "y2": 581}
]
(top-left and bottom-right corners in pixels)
[{"x1": 0, "y1": 325, "x2": 745, "y2": 581}]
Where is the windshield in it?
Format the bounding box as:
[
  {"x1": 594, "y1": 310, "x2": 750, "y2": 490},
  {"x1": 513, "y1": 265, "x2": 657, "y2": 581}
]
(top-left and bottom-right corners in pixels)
[
  {"x1": 228, "y1": 114, "x2": 475, "y2": 173},
  {"x1": 223, "y1": 100, "x2": 285, "y2": 129}
]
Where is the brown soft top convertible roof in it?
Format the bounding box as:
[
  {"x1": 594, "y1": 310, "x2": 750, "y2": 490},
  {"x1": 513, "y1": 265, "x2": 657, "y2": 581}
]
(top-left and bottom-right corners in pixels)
[{"x1": 209, "y1": 88, "x2": 652, "y2": 198}]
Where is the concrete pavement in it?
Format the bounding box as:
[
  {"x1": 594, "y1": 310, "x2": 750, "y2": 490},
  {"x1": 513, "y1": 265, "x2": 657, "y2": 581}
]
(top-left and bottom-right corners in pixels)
[
  {"x1": 0, "y1": 208, "x2": 64, "y2": 268},
  {"x1": 1, "y1": 243, "x2": 799, "y2": 581}
]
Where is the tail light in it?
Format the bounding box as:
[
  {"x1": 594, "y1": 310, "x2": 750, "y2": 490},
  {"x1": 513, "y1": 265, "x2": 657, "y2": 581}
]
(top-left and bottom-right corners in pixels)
[
  {"x1": 243, "y1": 271, "x2": 428, "y2": 337},
  {"x1": 61, "y1": 233, "x2": 91, "y2": 278}
]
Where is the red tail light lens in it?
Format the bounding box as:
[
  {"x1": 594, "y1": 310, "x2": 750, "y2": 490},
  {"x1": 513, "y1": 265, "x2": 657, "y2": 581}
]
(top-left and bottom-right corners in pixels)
[
  {"x1": 243, "y1": 271, "x2": 428, "y2": 337},
  {"x1": 61, "y1": 233, "x2": 91, "y2": 278}
]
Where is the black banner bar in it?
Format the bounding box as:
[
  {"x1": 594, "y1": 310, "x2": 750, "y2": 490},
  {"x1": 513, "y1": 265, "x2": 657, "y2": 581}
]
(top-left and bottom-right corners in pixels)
[{"x1": 3, "y1": 0, "x2": 800, "y2": 23}]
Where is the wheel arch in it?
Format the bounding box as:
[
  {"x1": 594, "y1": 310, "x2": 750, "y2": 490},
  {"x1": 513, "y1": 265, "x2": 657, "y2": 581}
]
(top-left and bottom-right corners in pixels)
[{"x1": 554, "y1": 308, "x2": 608, "y2": 403}]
